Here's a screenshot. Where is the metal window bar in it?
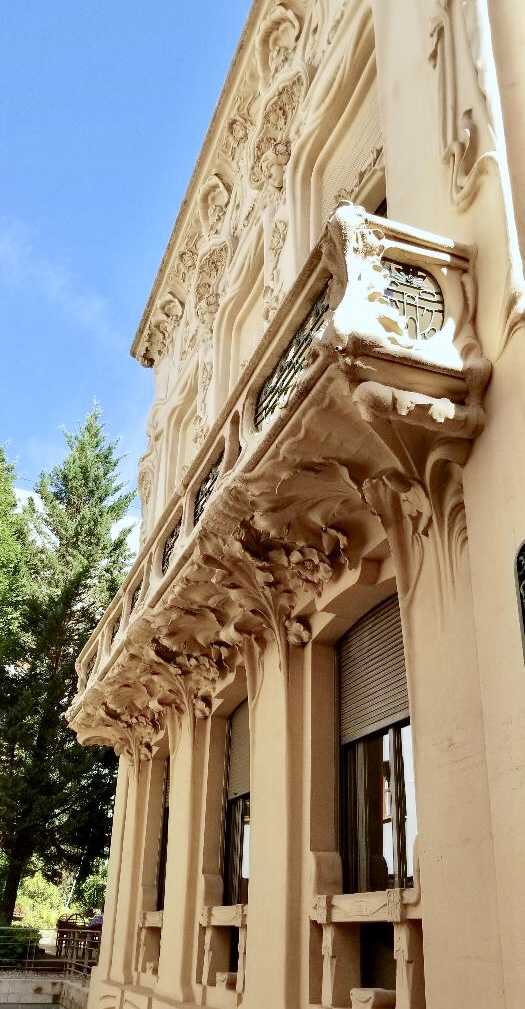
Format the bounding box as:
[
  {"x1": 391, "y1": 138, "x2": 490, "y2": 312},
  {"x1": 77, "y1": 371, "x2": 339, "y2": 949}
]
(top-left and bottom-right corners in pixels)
[
  {"x1": 254, "y1": 263, "x2": 444, "y2": 431},
  {"x1": 516, "y1": 542, "x2": 525, "y2": 653},
  {"x1": 254, "y1": 287, "x2": 330, "y2": 429},
  {"x1": 194, "y1": 453, "x2": 224, "y2": 525},
  {"x1": 161, "y1": 520, "x2": 182, "y2": 575}
]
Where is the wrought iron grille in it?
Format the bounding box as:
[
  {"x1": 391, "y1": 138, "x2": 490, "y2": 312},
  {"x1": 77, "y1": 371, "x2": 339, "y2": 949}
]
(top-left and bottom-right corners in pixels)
[
  {"x1": 194, "y1": 453, "x2": 224, "y2": 525},
  {"x1": 130, "y1": 580, "x2": 143, "y2": 613},
  {"x1": 385, "y1": 261, "x2": 444, "y2": 340},
  {"x1": 110, "y1": 614, "x2": 121, "y2": 644},
  {"x1": 86, "y1": 654, "x2": 96, "y2": 678},
  {"x1": 516, "y1": 543, "x2": 525, "y2": 645},
  {"x1": 254, "y1": 287, "x2": 330, "y2": 429},
  {"x1": 161, "y1": 521, "x2": 181, "y2": 575}
]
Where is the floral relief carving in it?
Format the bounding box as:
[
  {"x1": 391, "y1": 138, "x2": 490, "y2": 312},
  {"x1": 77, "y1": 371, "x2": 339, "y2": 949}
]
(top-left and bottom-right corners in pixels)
[
  {"x1": 174, "y1": 231, "x2": 201, "y2": 288},
  {"x1": 250, "y1": 73, "x2": 306, "y2": 194},
  {"x1": 194, "y1": 243, "x2": 230, "y2": 330},
  {"x1": 264, "y1": 219, "x2": 288, "y2": 322}
]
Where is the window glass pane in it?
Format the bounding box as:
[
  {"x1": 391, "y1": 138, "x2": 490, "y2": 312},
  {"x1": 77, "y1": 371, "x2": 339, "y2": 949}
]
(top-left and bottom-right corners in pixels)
[{"x1": 401, "y1": 724, "x2": 417, "y2": 879}]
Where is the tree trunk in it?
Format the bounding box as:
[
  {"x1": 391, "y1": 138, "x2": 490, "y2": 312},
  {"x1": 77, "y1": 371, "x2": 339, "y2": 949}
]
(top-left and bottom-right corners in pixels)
[{"x1": 0, "y1": 855, "x2": 28, "y2": 925}]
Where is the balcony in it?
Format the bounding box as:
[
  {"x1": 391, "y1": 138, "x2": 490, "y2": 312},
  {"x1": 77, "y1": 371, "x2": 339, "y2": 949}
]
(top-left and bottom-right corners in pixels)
[{"x1": 68, "y1": 202, "x2": 489, "y2": 748}]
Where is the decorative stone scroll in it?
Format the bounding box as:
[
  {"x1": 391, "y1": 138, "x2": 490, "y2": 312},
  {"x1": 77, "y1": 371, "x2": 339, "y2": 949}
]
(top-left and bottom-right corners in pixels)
[
  {"x1": 256, "y1": 4, "x2": 302, "y2": 87},
  {"x1": 141, "y1": 291, "x2": 184, "y2": 367}
]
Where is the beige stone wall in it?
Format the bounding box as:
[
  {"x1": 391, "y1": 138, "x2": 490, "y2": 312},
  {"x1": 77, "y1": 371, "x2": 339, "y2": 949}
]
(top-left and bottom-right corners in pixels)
[{"x1": 68, "y1": 2, "x2": 525, "y2": 1009}]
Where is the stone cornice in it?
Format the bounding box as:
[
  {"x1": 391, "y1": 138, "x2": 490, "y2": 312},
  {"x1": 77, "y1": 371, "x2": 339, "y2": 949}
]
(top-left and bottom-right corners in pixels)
[{"x1": 69, "y1": 204, "x2": 490, "y2": 760}]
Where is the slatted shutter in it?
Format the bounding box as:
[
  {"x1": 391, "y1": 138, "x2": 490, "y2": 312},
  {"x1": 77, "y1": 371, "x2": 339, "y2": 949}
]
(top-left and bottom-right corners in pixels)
[
  {"x1": 228, "y1": 700, "x2": 250, "y2": 799},
  {"x1": 338, "y1": 595, "x2": 408, "y2": 745}
]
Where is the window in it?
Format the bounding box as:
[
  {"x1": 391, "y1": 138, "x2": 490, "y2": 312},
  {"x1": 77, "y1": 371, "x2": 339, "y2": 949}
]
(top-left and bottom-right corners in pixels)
[
  {"x1": 223, "y1": 700, "x2": 250, "y2": 906},
  {"x1": 339, "y1": 595, "x2": 417, "y2": 892},
  {"x1": 156, "y1": 761, "x2": 170, "y2": 910}
]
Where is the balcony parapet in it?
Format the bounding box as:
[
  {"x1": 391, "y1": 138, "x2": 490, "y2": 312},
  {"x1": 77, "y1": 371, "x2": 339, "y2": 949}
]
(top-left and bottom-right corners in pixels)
[{"x1": 67, "y1": 203, "x2": 490, "y2": 760}]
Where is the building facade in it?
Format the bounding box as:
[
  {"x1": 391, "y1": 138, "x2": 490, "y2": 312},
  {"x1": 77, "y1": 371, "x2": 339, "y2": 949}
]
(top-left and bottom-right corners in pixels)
[{"x1": 66, "y1": 2, "x2": 525, "y2": 1008}]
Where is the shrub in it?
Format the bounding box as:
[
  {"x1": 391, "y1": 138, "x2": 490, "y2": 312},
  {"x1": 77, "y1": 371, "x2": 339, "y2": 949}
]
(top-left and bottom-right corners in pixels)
[{"x1": 0, "y1": 926, "x2": 41, "y2": 966}]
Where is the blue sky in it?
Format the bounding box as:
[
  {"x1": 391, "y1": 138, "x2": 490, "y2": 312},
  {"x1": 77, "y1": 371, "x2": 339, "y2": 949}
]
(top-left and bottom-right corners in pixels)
[{"x1": 0, "y1": 0, "x2": 252, "y2": 543}]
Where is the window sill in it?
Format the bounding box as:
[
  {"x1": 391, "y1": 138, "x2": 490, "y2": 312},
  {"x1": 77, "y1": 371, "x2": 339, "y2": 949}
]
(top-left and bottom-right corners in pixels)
[
  {"x1": 200, "y1": 904, "x2": 248, "y2": 927},
  {"x1": 310, "y1": 887, "x2": 421, "y2": 925},
  {"x1": 140, "y1": 910, "x2": 164, "y2": 928}
]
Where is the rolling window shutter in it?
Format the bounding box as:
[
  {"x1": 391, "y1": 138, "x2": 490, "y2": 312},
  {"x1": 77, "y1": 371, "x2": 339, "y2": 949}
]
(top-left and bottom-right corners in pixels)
[
  {"x1": 228, "y1": 700, "x2": 250, "y2": 799},
  {"x1": 338, "y1": 595, "x2": 409, "y2": 745}
]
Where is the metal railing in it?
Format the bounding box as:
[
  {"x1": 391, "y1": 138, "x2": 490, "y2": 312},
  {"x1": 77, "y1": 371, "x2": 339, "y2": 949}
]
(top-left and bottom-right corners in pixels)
[
  {"x1": 57, "y1": 927, "x2": 101, "y2": 979},
  {"x1": 0, "y1": 925, "x2": 100, "y2": 979}
]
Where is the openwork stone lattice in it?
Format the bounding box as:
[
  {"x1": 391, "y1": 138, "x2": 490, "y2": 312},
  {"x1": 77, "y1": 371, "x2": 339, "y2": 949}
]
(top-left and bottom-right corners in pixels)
[
  {"x1": 130, "y1": 580, "x2": 143, "y2": 613},
  {"x1": 110, "y1": 615, "x2": 121, "y2": 644},
  {"x1": 255, "y1": 287, "x2": 330, "y2": 429},
  {"x1": 161, "y1": 521, "x2": 182, "y2": 575},
  {"x1": 194, "y1": 454, "x2": 224, "y2": 525},
  {"x1": 385, "y1": 261, "x2": 444, "y2": 340}
]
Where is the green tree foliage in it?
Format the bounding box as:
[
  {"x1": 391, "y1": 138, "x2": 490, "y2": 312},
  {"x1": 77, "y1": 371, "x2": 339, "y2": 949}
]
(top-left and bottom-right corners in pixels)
[
  {"x1": 0, "y1": 450, "x2": 33, "y2": 664},
  {"x1": 0, "y1": 411, "x2": 134, "y2": 923},
  {"x1": 74, "y1": 859, "x2": 108, "y2": 918}
]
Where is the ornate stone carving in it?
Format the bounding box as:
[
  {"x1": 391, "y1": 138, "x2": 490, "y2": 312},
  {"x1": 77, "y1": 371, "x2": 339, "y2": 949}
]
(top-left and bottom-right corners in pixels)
[
  {"x1": 256, "y1": 5, "x2": 302, "y2": 86},
  {"x1": 174, "y1": 231, "x2": 201, "y2": 288},
  {"x1": 264, "y1": 219, "x2": 288, "y2": 322},
  {"x1": 141, "y1": 291, "x2": 184, "y2": 367},
  {"x1": 318, "y1": 203, "x2": 413, "y2": 355},
  {"x1": 250, "y1": 73, "x2": 306, "y2": 194},
  {"x1": 198, "y1": 175, "x2": 230, "y2": 237},
  {"x1": 428, "y1": 0, "x2": 497, "y2": 210},
  {"x1": 194, "y1": 243, "x2": 230, "y2": 330}
]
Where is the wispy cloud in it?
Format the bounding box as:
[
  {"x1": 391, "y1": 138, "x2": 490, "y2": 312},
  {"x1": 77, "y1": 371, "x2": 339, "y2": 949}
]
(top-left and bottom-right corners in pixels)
[{"x1": 0, "y1": 217, "x2": 121, "y2": 347}]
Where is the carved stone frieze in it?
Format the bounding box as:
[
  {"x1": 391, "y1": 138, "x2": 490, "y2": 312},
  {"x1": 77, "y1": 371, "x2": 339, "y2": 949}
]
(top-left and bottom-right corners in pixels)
[
  {"x1": 250, "y1": 72, "x2": 307, "y2": 195},
  {"x1": 194, "y1": 242, "x2": 230, "y2": 331}
]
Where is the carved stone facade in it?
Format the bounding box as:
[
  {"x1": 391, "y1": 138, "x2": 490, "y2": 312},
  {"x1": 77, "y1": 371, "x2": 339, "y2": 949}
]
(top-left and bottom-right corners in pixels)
[{"x1": 68, "y1": 4, "x2": 525, "y2": 1009}]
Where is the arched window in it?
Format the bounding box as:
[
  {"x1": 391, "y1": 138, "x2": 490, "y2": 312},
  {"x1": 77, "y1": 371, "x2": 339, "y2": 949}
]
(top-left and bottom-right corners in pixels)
[
  {"x1": 223, "y1": 700, "x2": 250, "y2": 906},
  {"x1": 338, "y1": 595, "x2": 417, "y2": 893}
]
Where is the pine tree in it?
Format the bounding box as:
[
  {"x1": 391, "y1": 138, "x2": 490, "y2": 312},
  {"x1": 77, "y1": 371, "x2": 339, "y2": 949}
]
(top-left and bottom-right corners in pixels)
[{"x1": 0, "y1": 410, "x2": 134, "y2": 923}]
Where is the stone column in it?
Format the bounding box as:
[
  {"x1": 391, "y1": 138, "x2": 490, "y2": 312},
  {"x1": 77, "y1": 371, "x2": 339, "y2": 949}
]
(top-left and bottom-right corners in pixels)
[
  {"x1": 109, "y1": 757, "x2": 150, "y2": 984},
  {"x1": 156, "y1": 710, "x2": 207, "y2": 1004},
  {"x1": 364, "y1": 454, "x2": 505, "y2": 1008},
  {"x1": 242, "y1": 638, "x2": 304, "y2": 1009},
  {"x1": 87, "y1": 756, "x2": 129, "y2": 998}
]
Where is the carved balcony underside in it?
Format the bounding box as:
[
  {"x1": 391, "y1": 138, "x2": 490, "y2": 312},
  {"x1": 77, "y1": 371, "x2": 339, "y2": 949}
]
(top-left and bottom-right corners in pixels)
[{"x1": 67, "y1": 204, "x2": 490, "y2": 761}]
